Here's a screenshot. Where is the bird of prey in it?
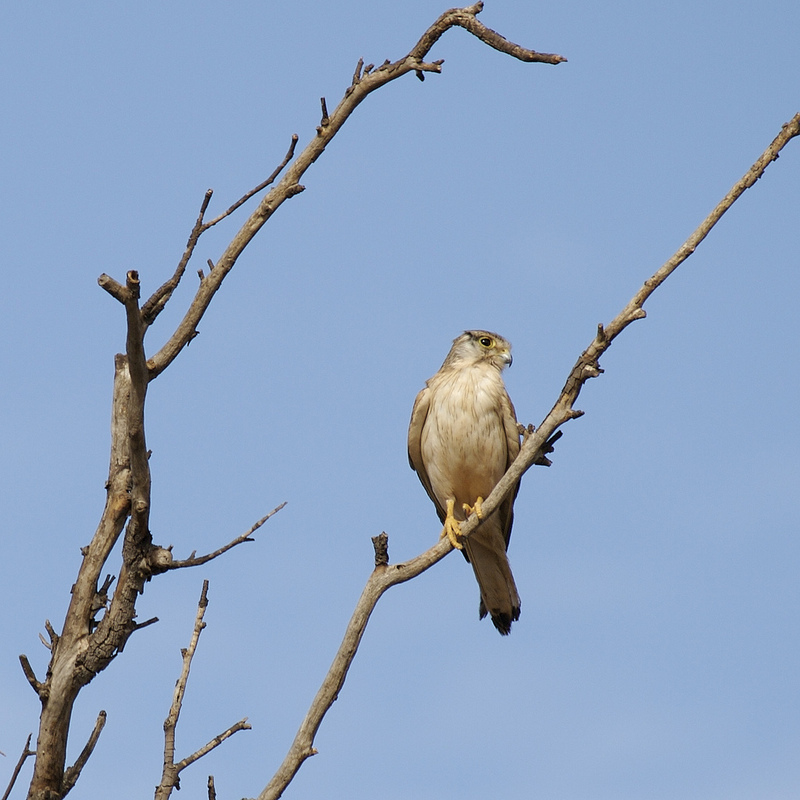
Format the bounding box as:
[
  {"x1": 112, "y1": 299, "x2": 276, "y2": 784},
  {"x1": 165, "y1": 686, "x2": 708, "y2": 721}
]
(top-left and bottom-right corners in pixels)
[{"x1": 408, "y1": 330, "x2": 522, "y2": 634}]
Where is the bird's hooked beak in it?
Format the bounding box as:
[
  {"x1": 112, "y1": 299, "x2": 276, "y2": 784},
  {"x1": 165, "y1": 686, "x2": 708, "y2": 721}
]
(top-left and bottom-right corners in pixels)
[{"x1": 500, "y1": 349, "x2": 512, "y2": 368}]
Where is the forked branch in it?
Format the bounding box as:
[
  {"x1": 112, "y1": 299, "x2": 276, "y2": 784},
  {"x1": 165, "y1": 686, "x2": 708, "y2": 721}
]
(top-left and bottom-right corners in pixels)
[
  {"x1": 409, "y1": 1, "x2": 565, "y2": 65},
  {"x1": 144, "y1": 2, "x2": 565, "y2": 381},
  {"x1": 256, "y1": 112, "x2": 800, "y2": 800},
  {"x1": 155, "y1": 581, "x2": 251, "y2": 800},
  {"x1": 140, "y1": 133, "x2": 300, "y2": 329},
  {"x1": 1, "y1": 735, "x2": 35, "y2": 800}
]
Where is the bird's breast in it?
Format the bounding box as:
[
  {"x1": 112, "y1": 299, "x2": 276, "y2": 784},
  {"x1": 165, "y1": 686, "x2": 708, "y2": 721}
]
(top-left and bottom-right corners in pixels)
[{"x1": 420, "y1": 367, "x2": 507, "y2": 517}]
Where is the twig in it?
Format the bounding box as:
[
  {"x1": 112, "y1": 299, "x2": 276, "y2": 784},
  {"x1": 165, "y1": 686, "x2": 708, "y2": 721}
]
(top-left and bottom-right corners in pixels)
[
  {"x1": 174, "y1": 718, "x2": 251, "y2": 773},
  {"x1": 1, "y1": 734, "x2": 35, "y2": 800},
  {"x1": 351, "y1": 57, "x2": 364, "y2": 85},
  {"x1": 62, "y1": 711, "x2": 107, "y2": 796},
  {"x1": 18, "y1": 655, "x2": 43, "y2": 697},
  {"x1": 202, "y1": 134, "x2": 300, "y2": 230},
  {"x1": 140, "y1": 190, "x2": 214, "y2": 326},
  {"x1": 167, "y1": 502, "x2": 287, "y2": 570},
  {"x1": 257, "y1": 112, "x2": 800, "y2": 800},
  {"x1": 409, "y1": 1, "x2": 566, "y2": 65},
  {"x1": 207, "y1": 775, "x2": 217, "y2": 800},
  {"x1": 154, "y1": 581, "x2": 251, "y2": 800},
  {"x1": 140, "y1": 130, "x2": 299, "y2": 328},
  {"x1": 131, "y1": 616, "x2": 159, "y2": 632}
]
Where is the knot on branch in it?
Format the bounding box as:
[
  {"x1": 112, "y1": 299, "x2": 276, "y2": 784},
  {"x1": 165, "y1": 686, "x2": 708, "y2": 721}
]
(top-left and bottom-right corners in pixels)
[
  {"x1": 147, "y1": 545, "x2": 174, "y2": 574},
  {"x1": 581, "y1": 361, "x2": 603, "y2": 380}
]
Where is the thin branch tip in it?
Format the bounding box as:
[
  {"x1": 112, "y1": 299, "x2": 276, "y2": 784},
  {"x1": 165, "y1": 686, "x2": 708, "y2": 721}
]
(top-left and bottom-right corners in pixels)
[
  {"x1": 1, "y1": 734, "x2": 35, "y2": 800},
  {"x1": 62, "y1": 710, "x2": 107, "y2": 794},
  {"x1": 167, "y1": 502, "x2": 286, "y2": 570}
]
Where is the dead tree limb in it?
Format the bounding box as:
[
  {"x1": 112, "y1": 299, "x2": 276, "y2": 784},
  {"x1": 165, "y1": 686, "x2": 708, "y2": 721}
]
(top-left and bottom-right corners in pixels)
[
  {"x1": 166, "y1": 504, "x2": 287, "y2": 571},
  {"x1": 61, "y1": 712, "x2": 107, "y2": 797},
  {"x1": 1, "y1": 735, "x2": 35, "y2": 800},
  {"x1": 257, "y1": 535, "x2": 451, "y2": 800},
  {"x1": 155, "y1": 582, "x2": 251, "y2": 800},
  {"x1": 256, "y1": 111, "x2": 800, "y2": 800},
  {"x1": 144, "y1": 2, "x2": 564, "y2": 381},
  {"x1": 477, "y1": 111, "x2": 800, "y2": 528}
]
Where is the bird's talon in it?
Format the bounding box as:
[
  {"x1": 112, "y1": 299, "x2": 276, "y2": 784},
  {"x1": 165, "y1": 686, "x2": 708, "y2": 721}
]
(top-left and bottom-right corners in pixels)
[
  {"x1": 442, "y1": 498, "x2": 464, "y2": 550},
  {"x1": 463, "y1": 497, "x2": 485, "y2": 520}
]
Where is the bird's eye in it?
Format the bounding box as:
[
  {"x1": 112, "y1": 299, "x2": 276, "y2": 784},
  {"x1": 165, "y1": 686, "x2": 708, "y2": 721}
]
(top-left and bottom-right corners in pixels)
[{"x1": 479, "y1": 337, "x2": 493, "y2": 348}]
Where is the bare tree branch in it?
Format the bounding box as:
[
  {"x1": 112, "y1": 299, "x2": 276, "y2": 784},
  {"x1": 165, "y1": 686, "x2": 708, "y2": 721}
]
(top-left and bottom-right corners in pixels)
[
  {"x1": 258, "y1": 532, "x2": 453, "y2": 800},
  {"x1": 1, "y1": 735, "x2": 35, "y2": 800},
  {"x1": 61, "y1": 712, "x2": 107, "y2": 797},
  {"x1": 409, "y1": 1, "x2": 566, "y2": 65},
  {"x1": 256, "y1": 112, "x2": 800, "y2": 800},
  {"x1": 469, "y1": 112, "x2": 800, "y2": 534},
  {"x1": 174, "y1": 719, "x2": 251, "y2": 773},
  {"x1": 97, "y1": 273, "x2": 128, "y2": 304},
  {"x1": 18, "y1": 655, "x2": 43, "y2": 697},
  {"x1": 166, "y1": 503, "x2": 287, "y2": 571},
  {"x1": 155, "y1": 581, "x2": 251, "y2": 800},
  {"x1": 140, "y1": 132, "x2": 299, "y2": 329},
  {"x1": 42, "y1": 620, "x2": 59, "y2": 651},
  {"x1": 140, "y1": 190, "x2": 214, "y2": 327},
  {"x1": 203, "y1": 134, "x2": 300, "y2": 230},
  {"x1": 144, "y1": 3, "x2": 565, "y2": 381}
]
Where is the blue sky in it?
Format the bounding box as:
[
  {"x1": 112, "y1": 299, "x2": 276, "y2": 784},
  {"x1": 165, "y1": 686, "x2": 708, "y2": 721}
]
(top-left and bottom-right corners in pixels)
[{"x1": 1, "y1": 2, "x2": 799, "y2": 799}]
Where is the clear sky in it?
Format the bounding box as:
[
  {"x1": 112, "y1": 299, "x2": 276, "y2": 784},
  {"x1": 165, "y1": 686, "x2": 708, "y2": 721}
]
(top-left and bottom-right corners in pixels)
[{"x1": 1, "y1": 2, "x2": 799, "y2": 799}]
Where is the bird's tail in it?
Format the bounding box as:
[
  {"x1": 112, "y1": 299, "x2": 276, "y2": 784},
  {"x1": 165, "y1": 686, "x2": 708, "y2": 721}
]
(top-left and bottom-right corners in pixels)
[{"x1": 463, "y1": 519, "x2": 521, "y2": 635}]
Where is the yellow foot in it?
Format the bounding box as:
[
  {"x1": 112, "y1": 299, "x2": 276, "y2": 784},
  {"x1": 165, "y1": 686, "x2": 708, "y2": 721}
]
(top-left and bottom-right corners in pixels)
[
  {"x1": 463, "y1": 496, "x2": 485, "y2": 520},
  {"x1": 440, "y1": 498, "x2": 464, "y2": 550}
]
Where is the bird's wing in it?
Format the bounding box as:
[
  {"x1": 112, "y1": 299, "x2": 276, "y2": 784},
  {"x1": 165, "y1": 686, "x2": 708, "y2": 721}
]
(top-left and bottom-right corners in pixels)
[
  {"x1": 408, "y1": 385, "x2": 447, "y2": 523},
  {"x1": 496, "y1": 387, "x2": 521, "y2": 548},
  {"x1": 463, "y1": 382, "x2": 522, "y2": 633}
]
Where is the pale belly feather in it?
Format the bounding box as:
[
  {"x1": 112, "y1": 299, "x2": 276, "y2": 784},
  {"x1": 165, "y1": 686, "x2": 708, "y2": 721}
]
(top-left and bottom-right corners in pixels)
[{"x1": 420, "y1": 367, "x2": 507, "y2": 519}]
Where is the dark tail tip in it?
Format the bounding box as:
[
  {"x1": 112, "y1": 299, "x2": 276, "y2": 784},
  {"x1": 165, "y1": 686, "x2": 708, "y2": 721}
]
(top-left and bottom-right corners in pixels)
[{"x1": 480, "y1": 601, "x2": 521, "y2": 635}]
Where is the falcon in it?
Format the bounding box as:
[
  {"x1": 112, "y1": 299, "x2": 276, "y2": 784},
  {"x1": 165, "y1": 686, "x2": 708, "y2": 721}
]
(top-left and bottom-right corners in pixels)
[{"x1": 408, "y1": 330, "x2": 522, "y2": 634}]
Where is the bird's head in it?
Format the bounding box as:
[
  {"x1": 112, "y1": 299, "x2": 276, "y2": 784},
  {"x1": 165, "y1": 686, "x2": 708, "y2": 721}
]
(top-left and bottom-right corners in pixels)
[{"x1": 442, "y1": 330, "x2": 513, "y2": 371}]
